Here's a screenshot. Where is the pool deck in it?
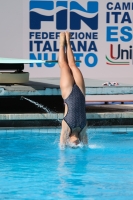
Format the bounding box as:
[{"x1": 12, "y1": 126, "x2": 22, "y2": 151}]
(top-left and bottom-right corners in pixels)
[{"x1": 0, "y1": 77, "x2": 133, "y2": 127}]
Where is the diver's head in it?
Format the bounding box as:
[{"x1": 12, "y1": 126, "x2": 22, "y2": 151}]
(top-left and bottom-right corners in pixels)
[{"x1": 69, "y1": 129, "x2": 80, "y2": 145}]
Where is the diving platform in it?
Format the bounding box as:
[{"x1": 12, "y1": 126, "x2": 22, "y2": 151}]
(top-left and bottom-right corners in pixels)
[{"x1": 0, "y1": 57, "x2": 48, "y2": 84}]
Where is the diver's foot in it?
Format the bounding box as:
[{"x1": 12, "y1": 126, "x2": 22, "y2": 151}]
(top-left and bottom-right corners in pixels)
[
  {"x1": 59, "y1": 32, "x2": 66, "y2": 47},
  {"x1": 65, "y1": 32, "x2": 71, "y2": 44}
]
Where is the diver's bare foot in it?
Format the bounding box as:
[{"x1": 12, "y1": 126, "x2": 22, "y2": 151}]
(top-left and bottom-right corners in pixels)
[
  {"x1": 60, "y1": 32, "x2": 66, "y2": 46},
  {"x1": 65, "y1": 32, "x2": 71, "y2": 44}
]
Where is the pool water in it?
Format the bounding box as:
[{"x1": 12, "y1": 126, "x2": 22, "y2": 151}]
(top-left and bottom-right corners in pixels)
[{"x1": 0, "y1": 130, "x2": 133, "y2": 200}]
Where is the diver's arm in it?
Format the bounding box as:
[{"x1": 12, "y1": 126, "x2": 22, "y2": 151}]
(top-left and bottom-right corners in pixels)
[
  {"x1": 79, "y1": 124, "x2": 88, "y2": 146},
  {"x1": 60, "y1": 121, "x2": 70, "y2": 147},
  {"x1": 60, "y1": 128, "x2": 67, "y2": 146}
]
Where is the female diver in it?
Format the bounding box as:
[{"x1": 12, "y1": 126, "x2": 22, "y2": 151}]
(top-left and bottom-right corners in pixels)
[{"x1": 58, "y1": 32, "x2": 88, "y2": 148}]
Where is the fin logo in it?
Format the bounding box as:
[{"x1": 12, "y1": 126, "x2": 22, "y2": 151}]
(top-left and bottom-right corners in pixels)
[{"x1": 29, "y1": 0, "x2": 98, "y2": 30}]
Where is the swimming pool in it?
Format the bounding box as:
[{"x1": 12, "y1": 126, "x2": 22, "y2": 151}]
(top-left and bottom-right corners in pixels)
[{"x1": 0, "y1": 128, "x2": 133, "y2": 200}]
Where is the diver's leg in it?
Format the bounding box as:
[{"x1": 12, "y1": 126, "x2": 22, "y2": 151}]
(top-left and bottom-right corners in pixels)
[
  {"x1": 79, "y1": 125, "x2": 88, "y2": 146},
  {"x1": 58, "y1": 33, "x2": 74, "y2": 146},
  {"x1": 58, "y1": 32, "x2": 74, "y2": 99},
  {"x1": 65, "y1": 32, "x2": 85, "y2": 96}
]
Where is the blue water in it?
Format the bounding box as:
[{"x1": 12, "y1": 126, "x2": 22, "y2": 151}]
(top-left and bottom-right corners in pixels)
[{"x1": 0, "y1": 130, "x2": 133, "y2": 200}]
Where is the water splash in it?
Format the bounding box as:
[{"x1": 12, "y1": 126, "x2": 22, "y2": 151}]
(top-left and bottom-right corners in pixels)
[
  {"x1": 20, "y1": 96, "x2": 61, "y2": 124},
  {"x1": 89, "y1": 144, "x2": 104, "y2": 149}
]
